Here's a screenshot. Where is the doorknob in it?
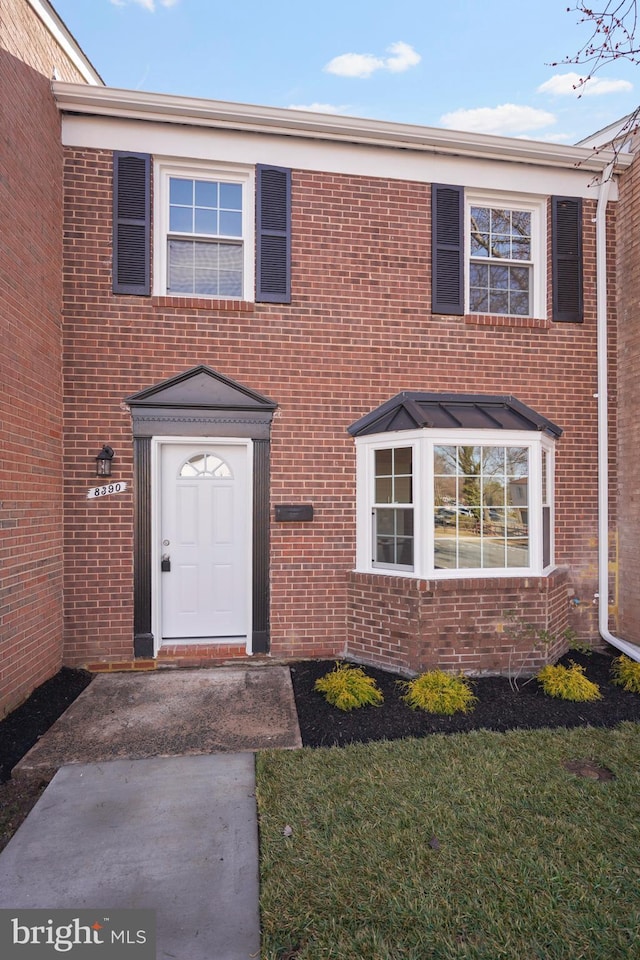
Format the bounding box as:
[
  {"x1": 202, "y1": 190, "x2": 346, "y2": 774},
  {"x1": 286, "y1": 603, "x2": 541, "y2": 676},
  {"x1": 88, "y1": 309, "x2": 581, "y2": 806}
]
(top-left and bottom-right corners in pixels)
[{"x1": 161, "y1": 554, "x2": 171, "y2": 572}]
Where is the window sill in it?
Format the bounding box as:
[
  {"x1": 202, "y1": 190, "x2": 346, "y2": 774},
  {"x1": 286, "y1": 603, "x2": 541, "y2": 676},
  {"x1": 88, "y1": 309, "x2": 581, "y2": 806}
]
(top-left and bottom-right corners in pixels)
[
  {"x1": 355, "y1": 565, "x2": 555, "y2": 582},
  {"x1": 464, "y1": 314, "x2": 551, "y2": 330},
  {"x1": 152, "y1": 296, "x2": 256, "y2": 313}
]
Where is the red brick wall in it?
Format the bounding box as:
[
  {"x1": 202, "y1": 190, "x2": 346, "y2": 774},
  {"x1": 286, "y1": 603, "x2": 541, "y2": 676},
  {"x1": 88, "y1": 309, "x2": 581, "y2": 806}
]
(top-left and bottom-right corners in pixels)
[
  {"x1": 61, "y1": 151, "x2": 611, "y2": 672},
  {"x1": 0, "y1": 0, "x2": 88, "y2": 715},
  {"x1": 617, "y1": 156, "x2": 640, "y2": 643},
  {"x1": 347, "y1": 569, "x2": 570, "y2": 676}
]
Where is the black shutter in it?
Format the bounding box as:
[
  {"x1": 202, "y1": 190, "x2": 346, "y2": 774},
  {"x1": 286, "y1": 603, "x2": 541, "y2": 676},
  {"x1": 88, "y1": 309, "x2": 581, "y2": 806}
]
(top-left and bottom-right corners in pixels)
[
  {"x1": 256, "y1": 164, "x2": 291, "y2": 303},
  {"x1": 113, "y1": 152, "x2": 150, "y2": 296},
  {"x1": 432, "y1": 183, "x2": 464, "y2": 315},
  {"x1": 552, "y1": 196, "x2": 583, "y2": 323}
]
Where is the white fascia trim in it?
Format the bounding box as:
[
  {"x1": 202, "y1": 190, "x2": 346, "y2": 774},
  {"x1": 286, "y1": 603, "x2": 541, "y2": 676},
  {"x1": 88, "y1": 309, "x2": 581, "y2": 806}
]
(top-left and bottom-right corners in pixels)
[
  {"x1": 26, "y1": 0, "x2": 103, "y2": 85},
  {"x1": 52, "y1": 82, "x2": 632, "y2": 173}
]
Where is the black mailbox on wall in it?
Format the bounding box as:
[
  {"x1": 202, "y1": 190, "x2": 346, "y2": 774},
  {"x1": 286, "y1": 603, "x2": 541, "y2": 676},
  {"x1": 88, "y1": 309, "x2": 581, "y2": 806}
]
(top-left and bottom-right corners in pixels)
[{"x1": 275, "y1": 504, "x2": 314, "y2": 522}]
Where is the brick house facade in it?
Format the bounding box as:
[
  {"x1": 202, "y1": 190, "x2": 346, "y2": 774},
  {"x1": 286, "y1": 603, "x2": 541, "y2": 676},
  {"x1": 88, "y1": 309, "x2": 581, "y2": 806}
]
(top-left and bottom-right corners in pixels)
[{"x1": 2, "y1": 0, "x2": 639, "y2": 716}]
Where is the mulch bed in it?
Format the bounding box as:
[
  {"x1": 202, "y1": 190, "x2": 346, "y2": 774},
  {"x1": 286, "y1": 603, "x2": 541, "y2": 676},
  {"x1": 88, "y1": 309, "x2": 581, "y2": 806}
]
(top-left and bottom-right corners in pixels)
[
  {"x1": 0, "y1": 668, "x2": 93, "y2": 783},
  {"x1": 290, "y1": 651, "x2": 640, "y2": 748}
]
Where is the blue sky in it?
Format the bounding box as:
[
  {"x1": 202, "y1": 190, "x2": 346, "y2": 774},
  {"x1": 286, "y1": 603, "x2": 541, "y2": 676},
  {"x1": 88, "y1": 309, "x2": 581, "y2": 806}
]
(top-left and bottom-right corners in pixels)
[{"x1": 52, "y1": 0, "x2": 640, "y2": 144}]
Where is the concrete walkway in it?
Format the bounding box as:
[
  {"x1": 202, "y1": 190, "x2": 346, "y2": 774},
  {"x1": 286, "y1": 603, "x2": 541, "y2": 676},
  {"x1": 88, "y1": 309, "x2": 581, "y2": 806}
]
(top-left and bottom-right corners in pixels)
[{"x1": 0, "y1": 664, "x2": 303, "y2": 959}]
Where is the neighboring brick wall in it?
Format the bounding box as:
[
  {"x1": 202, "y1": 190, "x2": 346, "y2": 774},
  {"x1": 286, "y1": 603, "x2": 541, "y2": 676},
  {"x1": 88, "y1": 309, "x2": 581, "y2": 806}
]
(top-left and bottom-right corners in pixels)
[
  {"x1": 61, "y1": 151, "x2": 611, "y2": 672},
  {"x1": 0, "y1": 0, "x2": 87, "y2": 82},
  {"x1": 617, "y1": 155, "x2": 640, "y2": 644},
  {"x1": 0, "y1": 0, "x2": 87, "y2": 716}
]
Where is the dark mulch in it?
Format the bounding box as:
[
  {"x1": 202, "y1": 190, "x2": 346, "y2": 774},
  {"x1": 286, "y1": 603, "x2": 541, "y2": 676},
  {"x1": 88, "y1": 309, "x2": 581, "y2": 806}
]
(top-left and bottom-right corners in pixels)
[
  {"x1": 0, "y1": 667, "x2": 93, "y2": 783},
  {"x1": 290, "y1": 651, "x2": 640, "y2": 748}
]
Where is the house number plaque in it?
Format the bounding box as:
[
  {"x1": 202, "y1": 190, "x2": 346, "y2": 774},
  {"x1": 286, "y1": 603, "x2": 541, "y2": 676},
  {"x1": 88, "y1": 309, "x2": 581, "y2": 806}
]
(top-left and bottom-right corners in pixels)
[{"x1": 87, "y1": 482, "x2": 128, "y2": 499}]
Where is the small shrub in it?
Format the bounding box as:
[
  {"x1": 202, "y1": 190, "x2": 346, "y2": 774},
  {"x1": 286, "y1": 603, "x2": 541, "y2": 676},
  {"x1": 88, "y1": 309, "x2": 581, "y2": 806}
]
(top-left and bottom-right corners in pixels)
[
  {"x1": 536, "y1": 662, "x2": 602, "y2": 702},
  {"x1": 611, "y1": 655, "x2": 640, "y2": 694},
  {"x1": 314, "y1": 662, "x2": 384, "y2": 711},
  {"x1": 401, "y1": 670, "x2": 477, "y2": 715}
]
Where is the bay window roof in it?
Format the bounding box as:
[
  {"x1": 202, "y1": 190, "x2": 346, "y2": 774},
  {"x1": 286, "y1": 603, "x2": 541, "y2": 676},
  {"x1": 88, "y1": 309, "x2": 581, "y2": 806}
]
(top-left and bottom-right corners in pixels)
[{"x1": 348, "y1": 393, "x2": 563, "y2": 439}]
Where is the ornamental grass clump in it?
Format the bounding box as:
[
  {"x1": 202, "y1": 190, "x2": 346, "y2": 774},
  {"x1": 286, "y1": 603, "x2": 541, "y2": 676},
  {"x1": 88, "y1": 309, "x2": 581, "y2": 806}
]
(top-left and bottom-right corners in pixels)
[
  {"x1": 536, "y1": 661, "x2": 602, "y2": 702},
  {"x1": 611, "y1": 655, "x2": 640, "y2": 694},
  {"x1": 401, "y1": 670, "x2": 477, "y2": 715},
  {"x1": 314, "y1": 662, "x2": 384, "y2": 711}
]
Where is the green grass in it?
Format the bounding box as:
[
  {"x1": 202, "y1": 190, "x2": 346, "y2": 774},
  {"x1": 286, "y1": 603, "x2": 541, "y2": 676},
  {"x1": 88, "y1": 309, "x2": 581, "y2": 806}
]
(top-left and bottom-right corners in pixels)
[{"x1": 257, "y1": 724, "x2": 640, "y2": 959}]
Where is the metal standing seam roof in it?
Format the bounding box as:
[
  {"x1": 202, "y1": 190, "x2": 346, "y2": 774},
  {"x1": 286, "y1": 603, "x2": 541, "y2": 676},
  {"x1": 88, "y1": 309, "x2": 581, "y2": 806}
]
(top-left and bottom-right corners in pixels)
[{"x1": 347, "y1": 393, "x2": 563, "y2": 438}]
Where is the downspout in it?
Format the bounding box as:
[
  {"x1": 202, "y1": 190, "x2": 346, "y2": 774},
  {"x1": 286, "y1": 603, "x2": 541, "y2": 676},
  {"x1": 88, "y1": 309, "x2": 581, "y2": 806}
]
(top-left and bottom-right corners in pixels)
[{"x1": 595, "y1": 162, "x2": 640, "y2": 660}]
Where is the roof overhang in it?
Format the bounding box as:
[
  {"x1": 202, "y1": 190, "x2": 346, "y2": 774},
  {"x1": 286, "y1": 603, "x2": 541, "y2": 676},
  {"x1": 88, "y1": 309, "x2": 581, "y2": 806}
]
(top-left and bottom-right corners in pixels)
[{"x1": 52, "y1": 82, "x2": 632, "y2": 173}]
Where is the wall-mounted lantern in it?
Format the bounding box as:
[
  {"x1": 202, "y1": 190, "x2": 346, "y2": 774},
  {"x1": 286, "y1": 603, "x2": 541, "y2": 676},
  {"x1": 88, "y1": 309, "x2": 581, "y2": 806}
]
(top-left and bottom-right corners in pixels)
[{"x1": 95, "y1": 445, "x2": 115, "y2": 477}]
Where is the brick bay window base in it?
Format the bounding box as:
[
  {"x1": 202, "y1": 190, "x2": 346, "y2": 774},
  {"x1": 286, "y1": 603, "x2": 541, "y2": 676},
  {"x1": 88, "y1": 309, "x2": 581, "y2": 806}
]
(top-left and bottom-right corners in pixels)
[{"x1": 346, "y1": 567, "x2": 570, "y2": 676}]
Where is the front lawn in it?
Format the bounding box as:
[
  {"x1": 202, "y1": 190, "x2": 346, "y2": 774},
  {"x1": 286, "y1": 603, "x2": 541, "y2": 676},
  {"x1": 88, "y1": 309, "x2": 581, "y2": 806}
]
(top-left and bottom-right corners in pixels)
[{"x1": 257, "y1": 723, "x2": 640, "y2": 959}]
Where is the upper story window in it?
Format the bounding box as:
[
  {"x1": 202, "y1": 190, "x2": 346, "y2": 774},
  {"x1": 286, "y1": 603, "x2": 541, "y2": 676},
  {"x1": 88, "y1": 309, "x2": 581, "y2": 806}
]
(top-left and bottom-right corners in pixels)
[
  {"x1": 154, "y1": 161, "x2": 254, "y2": 300},
  {"x1": 432, "y1": 185, "x2": 581, "y2": 322},
  {"x1": 466, "y1": 194, "x2": 544, "y2": 319}
]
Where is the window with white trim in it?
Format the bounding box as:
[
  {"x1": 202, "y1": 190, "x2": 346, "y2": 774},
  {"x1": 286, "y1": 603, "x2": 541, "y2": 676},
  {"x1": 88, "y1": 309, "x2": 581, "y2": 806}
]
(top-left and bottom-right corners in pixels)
[
  {"x1": 466, "y1": 194, "x2": 545, "y2": 319},
  {"x1": 154, "y1": 161, "x2": 254, "y2": 299},
  {"x1": 356, "y1": 429, "x2": 555, "y2": 579}
]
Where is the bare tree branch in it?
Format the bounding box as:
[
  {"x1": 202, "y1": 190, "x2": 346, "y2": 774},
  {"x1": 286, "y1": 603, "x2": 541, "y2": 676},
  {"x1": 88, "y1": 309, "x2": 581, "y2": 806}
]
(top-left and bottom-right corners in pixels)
[{"x1": 554, "y1": 1, "x2": 640, "y2": 83}]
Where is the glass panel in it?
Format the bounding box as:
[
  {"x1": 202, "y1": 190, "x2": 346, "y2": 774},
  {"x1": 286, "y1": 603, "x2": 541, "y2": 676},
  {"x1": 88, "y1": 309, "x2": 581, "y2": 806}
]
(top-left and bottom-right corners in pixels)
[
  {"x1": 506, "y1": 507, "x2": 527, "y2": 535},
  {"x1": 220, "y1": 210, "x2": 243, "y2": 237},
  {"x1": 179, "y1": 453, "x2": 232, "y2": 478},
  {"x1": 434, "y1": 538, "x2": 457, "y2": 569},
  {"x1": 396, "y1": 509, "x2": 414, "y2": 537},
  {"x1": 394, "y1": 477, "x2": 412, "y2": 504},
  {"x1": 457, "y1": 536, "x2": 482, "y2": 569},
  {"x1": 375, "y1": 449, "x2": 393, "y2": 474},
  {"x1": 507, "y1": 539, "x2": 529, "y2": 567},
  {"x1": 169, "y1": 178, "x2": 193, "y2": 204},
  {"x1": 376, "y1": 509, "x2": 395, "y2": 536},
  {"x1": 434, "y1": 476, "x2": 457, "y2": 505},
  {"x1": 170, "y1": 206, "x2": 193, "y2": 233},
  {"x1": 168, "y1": 240, "x2": 194, "y2": 292},
  {"x1": 195, "y1": 208, "x2": 218, "y2": 235},
  {"x1": 394, "y1": 447, "x2": 412, "y2": 474},
  {"x1": 434, "y1": 446, "x2": 457, "y2": 475},
  {"x1": 506, "y1": 447, "x2": 528, "y2": 477},
  {"x1": 489, "y1": 290, "x2": 509, "y2": 314},
  {"x1": 220, "y1": 182, "x2": 242, "y2": 209},
  {"x1": 376, "y1": 537, "x2": 395, "y2": 564},
  {"x1": 375, "y1": 477, "x2": 393, "y2": 503},
  {"x1": 396, "y1": 538, "x2": 414, "y2": 566},
  {"x1": 218, "y1": 270, "x2": 243, "y2": 298},
  {"x1": 482, "y1": 538, "x2": 506, "y2": 568},
  {"x1": 195, "y1": 180, "x2": 218, "y2": 207},
  {"x1": 469, "y1": 289, "x2": 488, "y2": 312},
  {"x1": 469, "y1": 262, "x2": 488, "y2": 286}
]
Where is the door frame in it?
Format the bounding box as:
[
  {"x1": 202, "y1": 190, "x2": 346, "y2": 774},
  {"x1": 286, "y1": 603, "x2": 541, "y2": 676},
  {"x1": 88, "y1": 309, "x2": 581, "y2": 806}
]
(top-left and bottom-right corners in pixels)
[{"x1": 151, "y1": 436, "x2": 254, "y2": 656}]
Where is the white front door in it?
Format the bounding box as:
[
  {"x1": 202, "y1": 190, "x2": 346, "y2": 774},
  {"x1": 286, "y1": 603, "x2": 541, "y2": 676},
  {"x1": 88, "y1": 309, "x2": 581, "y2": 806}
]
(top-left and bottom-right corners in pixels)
[{"x1": 159, "y1": 442, "x2": 250, "y2": 643}]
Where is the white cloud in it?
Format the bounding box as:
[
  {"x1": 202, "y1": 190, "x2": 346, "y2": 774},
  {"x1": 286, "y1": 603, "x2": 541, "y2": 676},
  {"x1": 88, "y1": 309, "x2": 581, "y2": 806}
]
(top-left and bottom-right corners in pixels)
[
  {"x1": 538, "y1": 72, "x2": 633, "y2": 97},
  {"x1": 440, "y1": 104, "x2": 556, "y2": 136},
  {"x1": 110, "y1": 0, "x2": 179, "y2": 10},
  {"x1": 287, "y1": 102, "x2": 352, "y2": 115},
  {"x1": 324, "y1": 41, "x2": 420, "y2": 79},
  {"x1": 384, "y1": 41, "x2": 422, "y2": 74}
]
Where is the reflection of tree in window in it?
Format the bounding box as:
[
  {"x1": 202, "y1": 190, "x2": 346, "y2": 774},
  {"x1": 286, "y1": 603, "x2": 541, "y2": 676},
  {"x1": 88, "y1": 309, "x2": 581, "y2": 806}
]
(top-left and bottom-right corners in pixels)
[{"x1": 470, "y1": 206, "x2": 532, "y2": 316}]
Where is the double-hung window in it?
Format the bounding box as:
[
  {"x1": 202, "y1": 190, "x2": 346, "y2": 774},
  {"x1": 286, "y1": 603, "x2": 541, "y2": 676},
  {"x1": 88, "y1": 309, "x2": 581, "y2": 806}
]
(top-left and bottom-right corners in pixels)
[
  {"x1": 154, "y1": 162, "x2": 254, "y2": 299},
  {"x1": 467, "y1": 194, "x2": 545, "y2": 319}
]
